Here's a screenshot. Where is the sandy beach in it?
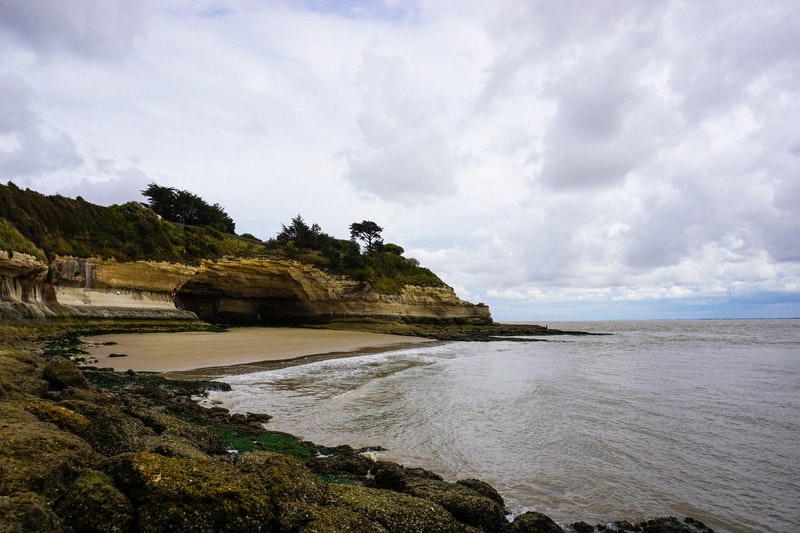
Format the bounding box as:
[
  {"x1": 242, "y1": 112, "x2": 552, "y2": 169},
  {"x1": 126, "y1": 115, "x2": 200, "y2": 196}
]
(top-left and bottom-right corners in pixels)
[{"x1": 83, "y1": 327, "x2": 434, "y2": 376}]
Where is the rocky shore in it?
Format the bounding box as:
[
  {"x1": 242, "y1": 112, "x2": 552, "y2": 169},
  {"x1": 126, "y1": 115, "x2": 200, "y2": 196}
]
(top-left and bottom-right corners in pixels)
[{"x1": 0, "y1": 324, "x2": 715, "y2": 533}]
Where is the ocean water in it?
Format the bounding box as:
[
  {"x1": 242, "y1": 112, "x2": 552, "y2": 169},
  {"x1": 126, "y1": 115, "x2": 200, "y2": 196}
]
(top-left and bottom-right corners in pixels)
[{"x1": 211, "y1": 319, "x2": 800, "y2": 532}]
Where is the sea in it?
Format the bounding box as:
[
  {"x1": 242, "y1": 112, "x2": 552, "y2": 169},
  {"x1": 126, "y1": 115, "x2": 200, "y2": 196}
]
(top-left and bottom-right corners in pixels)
[{"x1": 209, "y1": 319, "x2": 800, "y2": 533}]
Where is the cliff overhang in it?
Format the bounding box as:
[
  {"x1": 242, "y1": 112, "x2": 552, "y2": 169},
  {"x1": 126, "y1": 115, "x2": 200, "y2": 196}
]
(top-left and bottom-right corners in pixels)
[{"x1": 0, "y1": 253, "x2": 492, "y2": 326}]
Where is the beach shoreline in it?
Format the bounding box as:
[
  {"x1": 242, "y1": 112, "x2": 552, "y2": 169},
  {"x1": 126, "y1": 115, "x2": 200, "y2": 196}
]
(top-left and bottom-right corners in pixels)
[{"x1": 83, "y1": 327, "x2": 435, "y2": 377}]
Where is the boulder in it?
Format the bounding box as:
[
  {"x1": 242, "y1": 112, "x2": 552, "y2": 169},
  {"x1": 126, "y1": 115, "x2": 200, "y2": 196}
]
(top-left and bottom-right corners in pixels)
[
  {"x1": 0, "y1": 405, "x2": 99, "y2": 498},
  {"x1": 42, "y1": 356, "x2": 91, "y2": 390},
  {"x1": 128, "y1": 406, "x2": 226, "y2": 455},
  {"x1": 457, "y1": 479, "x2": 506, "y2": 507},
  {"x1": 103, "y1": 452, "x2": 273, "y2": 532},
  {"x1": 26, "y1": 401, "x2": 90, "y2": 433},
  {"x1": 83, "y1": 408, "x2": 155, "y2": 456},
  {"x1": 306, "y1": 448, "x2": 375, "y2": 480},
  {"x1": 278, "y1": 501, "x2": 389, "y2": 533},
  {"x1": 146, "y1": 434, "x2": 211, "y2": 460},
  {"x1": 54, "y1": 468, "x2": 135, "y2": 533},
  {"x1": 510, "y1": 511, "x2": 563, "y2": 533},
  {"x1": 365, "y1": 460, "x2": 408, "y2": 491},
  {"x1": 638, "y1": 517, "x2": 715, "y2": 532},
  {"x1": 325, "y1": 484, "x2": 462, "y2": 533},
  {"x1": 0, "y1": 492, "x2": 62, "y2": 533},
  {"x1": 404, "y1": 476, "x2": 508, "y2": 532},
  {"x1": 234, "y1": 450, "x2": 327, "y2": 505}
]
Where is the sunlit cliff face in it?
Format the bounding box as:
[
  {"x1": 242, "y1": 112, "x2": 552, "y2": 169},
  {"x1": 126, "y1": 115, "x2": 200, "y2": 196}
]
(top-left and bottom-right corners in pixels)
[{"x1": 1, "y1": 255, "x2": 491, "y2": 325}]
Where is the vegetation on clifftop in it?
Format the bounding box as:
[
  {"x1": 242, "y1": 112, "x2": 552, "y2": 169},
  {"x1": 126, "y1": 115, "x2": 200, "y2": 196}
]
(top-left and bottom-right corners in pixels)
[{"x1": 0, "y1": 181, "x2": 445, "y2": 294}]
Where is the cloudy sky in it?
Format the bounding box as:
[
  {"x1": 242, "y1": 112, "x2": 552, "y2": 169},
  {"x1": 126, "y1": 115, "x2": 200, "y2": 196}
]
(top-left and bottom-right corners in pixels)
[{"x1": 2, "y1": 0, "x2": 799, "y2": 320}]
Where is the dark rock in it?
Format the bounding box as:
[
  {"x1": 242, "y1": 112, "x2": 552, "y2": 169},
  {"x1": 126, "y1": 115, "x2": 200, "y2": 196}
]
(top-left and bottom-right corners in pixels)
[
  {"x1": 638, "y1": 517, "x2": 713, "y2": 533},
  {"x1": 684, "y1": 517, "x2": 714, "y2": 532},
  {"x1": 306, "y1": 448, "x2": 374, "y2": 479},
  {"x1": 365, "y1": 460, "x2": 408, "y2": 491},
  {"x1": 103, "y1": 452, "x2": 274, "y2": 532},
  {"x1": 457, "y1": 478, "x2": 506, "y2": 507},
  {"x1": 83, "y1": 408, "x2": 155, "y2": 456},
  {"x1": 235, "y1": 450, "x2": 327, "y2": 505},
  {"x1": 0, "y1": 406, "x2": 99, "y2": 498},
  {"x1": 42, "y1": 356, "x2": 91, "y2": 390},
  {"x1": 404, "y1": 476, "x2": 509, "y2": 532},
  {"x1": 404, "y1": 465, "x2": 444, "y2": 481},
  {"x1": 572, "y1": 521, "x2": 595, "y2": 533},
  {"x1": 26, "y1": 401, "x2": 90, "y2": 433},
  {"x1": 146, "y1": 435, "x2": 210, "y2": 460},
  {"x1": 614, "y1": 521, "x2": 640, "y2": 531},
  {"x1": 510, "y1": 511, "x2": 564, "y2": 533},
  {"x1": 127, "y1": 406, "x2": 226, "y2": 455},
  {"x1": 278, "y1": 501, "x2": 389, "y2": 532},
  {"x1": 55, "y1": 468, "x2": 135, "y2": 533},
  {"x1": 326, "y1": 484, "x2": 462, "y2": 533},
  {"x1": 0, "y1": 491, "x2": 62, "y2": 532}
]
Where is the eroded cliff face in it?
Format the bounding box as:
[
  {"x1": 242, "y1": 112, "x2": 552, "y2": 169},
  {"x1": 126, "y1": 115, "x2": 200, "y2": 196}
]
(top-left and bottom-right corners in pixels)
[
  {"x1": 177, "y1": 258, "x2": 490, "y2": 324},
  {"x1": 0, "y1": 253, "x2": 492, "y2": 325},
  {"x1": 0, "y1": 250, "x2": 57, "y2": 320}
]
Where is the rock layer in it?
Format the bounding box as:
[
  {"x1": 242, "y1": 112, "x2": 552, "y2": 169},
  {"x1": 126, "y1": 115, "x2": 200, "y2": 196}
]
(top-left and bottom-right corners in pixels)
[{"x1": 0, "y1": 253, "x2": 491, "y2": 325}]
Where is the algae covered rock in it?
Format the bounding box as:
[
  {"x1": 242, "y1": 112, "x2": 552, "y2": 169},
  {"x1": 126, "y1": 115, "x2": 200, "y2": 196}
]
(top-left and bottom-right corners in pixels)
[
  {"x1": 365, "y1": 460, "x2": 408, "y2": 491},
  {"x1": 26, "y1": 401, "x2": 90, "y2": 433},
  {"x1": 0, "y1": 491, "x2": 62, "y2": 533},
  {"x1": 128, "y1": 406, "x2": 226, "y2": 455},
  {"x1": 404, "y1": 476, "x2": 508, "y2": 533},
  {"x1": 457, "y1": 479, "x2": 506, "y2": 507},
  {"x1": 54, "y1": 468, "x2": 135, "y2": 533},
  {"x1": 364, "y1": 461, "x2": 507, "y2": 532},
  {"x1": 326, "y1": 484, "x2": 462, "y2": 533},
  {"x1": 510, "y1": 511, "x2": 563, "y2": 532},
  {"x1": 278, "y1": 501, "x2": 389, "y2": 533},
  {"x1": 83, "y1": 408, "x2": 155, "y2": 456},
  {"x1": 42, "y1": 356, "x2": 91, "y2": 390},
  {"x1": 146, "y1": 434, "x2": 212, "y2": 460},
  {"x1": 305, "y1": 445, "x2": 375, "y2": 481},
  {"x1": 103, "y1": 452, "x2": 273, "y2": 532},
  {"x1": 235, "y1": 450, "x2": 327, "y2": 505},
  {"x1": 0, "y1": 405, "x2": 99, "y2": 498}
]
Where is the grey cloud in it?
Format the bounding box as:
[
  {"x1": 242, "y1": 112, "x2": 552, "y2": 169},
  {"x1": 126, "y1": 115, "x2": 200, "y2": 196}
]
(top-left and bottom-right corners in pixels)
[
  {"x1": 666, "y1": 1, "x2": 800, "y2": 120},
  {"x1": 0, "y1": 73, "x2": 82, "y2": 177},
  {"x1": 297, "y1": 0, "x2": 420, "y2": 21},
  {"x1": 0, "y1": 0, "x2": 144, "y2": 59},
  {"x1": 342, "y1": 51, "x2": 458, "y2": 203},
  {"x1": 540, "y1": 142, "x2": 640, "y2": 190},
  {"x1": 59, "y1": 164, "x2": 153, "y2": 207},
  {"x1": 479, "y1": 2, "x2": 665, "y2": 190},
  {"x1": 342, "y1": 131, "x2": 455, "y2": 201}
]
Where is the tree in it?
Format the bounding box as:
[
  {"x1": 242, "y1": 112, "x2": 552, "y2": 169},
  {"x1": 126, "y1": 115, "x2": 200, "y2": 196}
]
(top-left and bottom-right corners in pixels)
[
  {"x1": 277, "y1": 215, "x2": 315, "y2": 248},
  {"x1": 142, "y1": 183, "x2": 235, "y2": 233},
  {"x1": 349, "y1": 220, "x2": 383, "y2": 253}
]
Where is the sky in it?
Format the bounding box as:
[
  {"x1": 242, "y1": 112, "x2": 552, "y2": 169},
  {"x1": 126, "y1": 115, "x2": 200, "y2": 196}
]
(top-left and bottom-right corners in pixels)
[{"x1": 1, "y1": 0, "x2": 799, "y2": 321}]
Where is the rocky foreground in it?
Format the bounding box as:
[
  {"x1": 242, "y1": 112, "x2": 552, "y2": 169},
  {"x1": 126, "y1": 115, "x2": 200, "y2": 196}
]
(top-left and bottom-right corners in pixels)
[{"x1": 0, "y1": 326, "x2": 715, "y2": 533}]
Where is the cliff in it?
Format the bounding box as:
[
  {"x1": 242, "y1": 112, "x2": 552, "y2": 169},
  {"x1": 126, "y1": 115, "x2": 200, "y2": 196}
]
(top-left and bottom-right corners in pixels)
[
  {"x1": 0, "y1": 182, "x2": 491, "y2": 325},
  {"x1": 0, "y1": 253, "x2": 490, "y2": 325}
]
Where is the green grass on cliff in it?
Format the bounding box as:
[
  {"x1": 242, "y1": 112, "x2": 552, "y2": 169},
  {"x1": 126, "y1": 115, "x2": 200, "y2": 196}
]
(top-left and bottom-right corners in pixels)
[
  {"x1": 0, "y1": 218, "x2": 46, "y2": 261},
  {"x1": 0, "y1": 182, "x2": 269, "y2": 263},
  {"x1": 1, "y1": 181, "x2": 446, "y2": 295}
]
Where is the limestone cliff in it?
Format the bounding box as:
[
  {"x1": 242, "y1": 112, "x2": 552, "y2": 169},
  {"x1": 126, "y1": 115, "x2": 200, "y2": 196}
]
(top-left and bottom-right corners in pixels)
[
  {"x1": 1, "y1": 253, "x2": 491, "y2": 325},
  {"x1": 0, "y1": 250, "x2": 56, "y2": 319}
]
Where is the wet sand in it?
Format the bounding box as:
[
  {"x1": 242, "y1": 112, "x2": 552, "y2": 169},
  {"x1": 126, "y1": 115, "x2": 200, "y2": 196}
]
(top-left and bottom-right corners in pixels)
[{"x1": 83, "y1": 327, "x2": 434, "y2": 377}]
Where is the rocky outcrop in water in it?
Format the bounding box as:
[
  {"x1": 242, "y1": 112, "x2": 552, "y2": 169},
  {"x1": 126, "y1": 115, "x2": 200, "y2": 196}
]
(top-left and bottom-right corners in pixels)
[{"x1": 0, "y1": 252, "x2": 491, "y2": 325}]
